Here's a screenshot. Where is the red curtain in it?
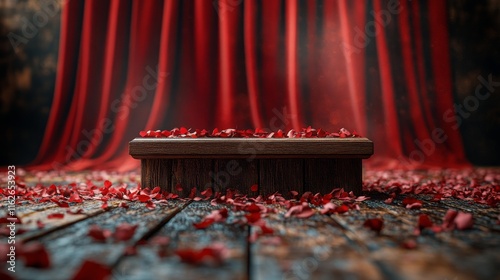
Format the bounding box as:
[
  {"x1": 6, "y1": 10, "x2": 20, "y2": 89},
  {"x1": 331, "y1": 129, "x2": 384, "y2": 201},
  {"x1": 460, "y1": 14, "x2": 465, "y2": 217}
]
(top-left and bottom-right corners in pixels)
[{"x1": 30, "y1": 0, "x2": 469, "y2": 171}]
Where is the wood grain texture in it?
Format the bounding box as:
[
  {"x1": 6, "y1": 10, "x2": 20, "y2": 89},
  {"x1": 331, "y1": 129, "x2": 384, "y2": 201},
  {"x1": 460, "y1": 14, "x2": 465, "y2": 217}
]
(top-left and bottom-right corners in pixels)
[
  {"x1": 252, "y1": 206, "x2": 386, "y2": 280},
  {"x1": 12, "y1": 201, "x2": 185, "y2": 280},
  {"x1": 329, "y1": 199, "x2": 500, "y2": 280},
  {"x1": 214, "y1": 159, "x2": 259, "y2": 194},
  {"x1": 129, "y1": 137, "x2": 374, "y2": 159},
  {"x1": 18, "y1": 200, "x2": 108, "y2": 243},
  {"x1": 171, "y1": 159, "x2": 213, "y2": 196},
  {"x1": 259, "y1": 159, "x2": 303, "y2": 197},
  {"x1": 304, "y1": 158, "x2": 362, "y2": 194}
]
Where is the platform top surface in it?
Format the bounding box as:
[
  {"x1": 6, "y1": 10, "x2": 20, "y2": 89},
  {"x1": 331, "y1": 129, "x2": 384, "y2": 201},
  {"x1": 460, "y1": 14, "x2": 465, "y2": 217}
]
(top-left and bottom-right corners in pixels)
[{"x1": 129, "y1": 137, "x2": 374, "y2": 159}]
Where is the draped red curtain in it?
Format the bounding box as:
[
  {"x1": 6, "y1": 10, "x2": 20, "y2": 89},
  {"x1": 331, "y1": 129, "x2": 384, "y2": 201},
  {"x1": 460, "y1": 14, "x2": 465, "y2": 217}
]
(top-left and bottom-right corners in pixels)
[{"x1": 30, "y1": 0, "x2": 469, "y2": 171}]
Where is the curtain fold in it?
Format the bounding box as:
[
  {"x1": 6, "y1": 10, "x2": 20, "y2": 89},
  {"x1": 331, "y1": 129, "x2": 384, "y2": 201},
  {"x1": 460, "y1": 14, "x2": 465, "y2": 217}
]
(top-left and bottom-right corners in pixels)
[{"x1": 29, "y1": 0, "x2": 469, "y2": 171}]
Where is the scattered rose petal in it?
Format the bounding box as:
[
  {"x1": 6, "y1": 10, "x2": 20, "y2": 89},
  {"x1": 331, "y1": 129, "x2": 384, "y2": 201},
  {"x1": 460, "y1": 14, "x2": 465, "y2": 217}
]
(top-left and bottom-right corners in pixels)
[
  {"x1": 19, "y1": 242, "x2": 51, "y2": 268},
  {"x1": 145, "y1": 201, "x2": 156, "y2": 209},
  {"x1": 201, "y1": 188, "x2": 213, "y2": 198},
  {"x1": 71, "y1": 259, "x2": 111, "y2": 280},
  {"x1": 138, "y1": 194, "x2": 151, "y2": 202},
  {"x1": 193, "y1": 218, "x2": 215, "y2": 230},
  {"x1": 285, "y1": 203, "x2": 316, "y2": 218},
  {"x1": 124, "y1": 246, "x2": 137, "y2": 256},
  {"x1": 104, "y1": 180, "x2": 112, "y2": 188},
  {"x1": 55, "y1": 201, "x2": 70, "y2": 208},
  {"x1": 37, "y1": 220, "x2": 45, "y2": 229},
  {"x1": 454, "y1": 212, "x2": 474, "y2": 230},
  {"x1": 384, "y1": 193, "x2": 396, "y2": 204},
  {"x1": 47, "y1": 213, "x2": 64, "y2": 219},
  {"x1": 401, "y1": 239, "x2": 418, "y2": 249},
  {"x1": 418, "y1": 214, "x2": 433, "y2": 230},
  {"x1": 245, "y1": 212, "x2": 261, "y2": 224},
  {"x1": 69, "y1": 192, "x2": 83, "y2": 203},
  {"x1": 363, "y1": 218, "x2": 384, "y2": 234},
  {"x1": 402, "y1": 197, "x2": 423, "y2": 209},
  {"x1": 119, "y1": 202, "x2": 129, "y2": 208},
  {"x1": 175, "y1": 243, "x2": 228, "y2": 265},
  {"x1": 244, "y1": 203, "x2": 261, "y2": 213},
  {"x1": 88, "y1": 225, "x2": 112, "y2": 242},
  {"x1": 150, "y1": 236, "x2": 170, "y2": 246},
  {"x1": 114, "y1": 223, "x2": 138, "y2": 242},
  {"x1": 442, "y1": 209, "x2": 458, "y2": 230}
]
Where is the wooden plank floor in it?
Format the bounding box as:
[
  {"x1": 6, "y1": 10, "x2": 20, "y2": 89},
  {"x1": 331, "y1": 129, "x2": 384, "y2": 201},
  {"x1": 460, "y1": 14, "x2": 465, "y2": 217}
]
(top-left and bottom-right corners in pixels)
[{"x1": 1, "y1": 170, "x2": 499, "y2": 280}]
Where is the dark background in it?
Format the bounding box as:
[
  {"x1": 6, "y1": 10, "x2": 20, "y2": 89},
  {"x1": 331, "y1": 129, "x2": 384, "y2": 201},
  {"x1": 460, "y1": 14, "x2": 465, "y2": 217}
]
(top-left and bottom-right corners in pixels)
[{"x1": 0, "y1": 0, "x2": 499, "y2": 166}]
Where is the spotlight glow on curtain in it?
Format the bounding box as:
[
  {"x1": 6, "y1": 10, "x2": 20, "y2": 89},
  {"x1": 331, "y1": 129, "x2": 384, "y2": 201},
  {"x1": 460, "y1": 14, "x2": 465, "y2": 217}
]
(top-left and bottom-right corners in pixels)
[{"x1": 31, "y1": 0, "x2": 468, "y2": 171}]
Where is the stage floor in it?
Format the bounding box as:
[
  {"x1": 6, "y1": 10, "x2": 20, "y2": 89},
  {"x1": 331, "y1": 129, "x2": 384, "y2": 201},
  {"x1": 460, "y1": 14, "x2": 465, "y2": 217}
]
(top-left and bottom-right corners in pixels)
[{"x1": 1, "y1": 169, "x2": 499, "y2": 280}]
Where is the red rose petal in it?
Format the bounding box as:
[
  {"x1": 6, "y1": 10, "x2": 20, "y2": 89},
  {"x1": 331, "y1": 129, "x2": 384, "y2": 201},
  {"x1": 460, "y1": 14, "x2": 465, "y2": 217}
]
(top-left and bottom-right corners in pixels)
[
  {"x1": 245, "y1": 212, "x2": 261, "y2": 224},
  {"x1": 285, "y1": 203, "x2": 316, "y2": 218},
  {"x1": 333, "y1": 204, "x2": 349, "y2": 214},
  {"x1": 320, "y1": 202, "x2": 337, "y2": 214},
  {"x1": 145, "y1": 201, "x2": 156, "y2": 209},
  {"x1": 175, "y1": 244, "x2": 227, "y2": 265},
  {"x1": 244, "y1": 203, "x2": 261, "y2": 213},
  {"x1": 402, "y1": 197, "x2": 423, "y2": 209},
  {"x1": 193, "y1": 218, "x2": 215, "y2": 230},
  {"x1": 442, "y1": 209, "x2": 458, "y2": 230},
  {"x1": 294, "y1": 208, "x2": 316, "y2": 218},
  {"x1": 201, "y1": 188, "x2": 213, "y2": 198},
  {"x1": 71, "y1": 259, "x2": 112, "y2": 280},
  {"x1": 36, "y1": 220, "x2": 45, "y2": 229},
  {"x1": 401, "y1": 239, "x2": 418, "y2": 249},
  {"x1": 150, "y1": 236, "x2": 170, "y2": 246},
  {"x1": 363, "y1": 218, "x2": 384, "y2": 234},
  {"x1": 114, "y1": 223, "x2": 138, "y2": 242},
  {"x1": 69, "y1": 192, "x2": 83, "y2": 203},
  {"x1": 47, "y1": 213, "x2": 64, "y2": 219},
  {"x1": 250, "y1": 184, "x2": 259, "y2": 192},
  {"x1": 55, "y1": 201, "x2": 70, "y2": 208},
  {"x1": 119, "y1": 202, "x2": 129, "y2": 208},
  {"x1": 432, "y1": 194, "x2": 443, "y2": 202},
  {"x1": 124, "y1": 246, "x2": 137, "y2": 256},
  {"x1": 259, "y1": 223, "x2": 274, "y2": 235}
]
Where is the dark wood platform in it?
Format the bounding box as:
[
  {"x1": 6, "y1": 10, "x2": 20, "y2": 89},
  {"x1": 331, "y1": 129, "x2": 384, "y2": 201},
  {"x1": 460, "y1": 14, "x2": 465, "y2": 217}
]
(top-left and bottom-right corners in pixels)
[{"x1": 129, "y1": 138, "x2": 374, "y2": 195}]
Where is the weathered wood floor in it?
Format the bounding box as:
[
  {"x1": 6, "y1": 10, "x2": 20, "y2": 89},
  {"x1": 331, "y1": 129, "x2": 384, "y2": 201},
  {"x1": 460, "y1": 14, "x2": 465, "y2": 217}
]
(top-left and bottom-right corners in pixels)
[{"x1": 1, "y1": 171, "x2": 499, "y2": 280}]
